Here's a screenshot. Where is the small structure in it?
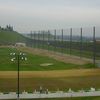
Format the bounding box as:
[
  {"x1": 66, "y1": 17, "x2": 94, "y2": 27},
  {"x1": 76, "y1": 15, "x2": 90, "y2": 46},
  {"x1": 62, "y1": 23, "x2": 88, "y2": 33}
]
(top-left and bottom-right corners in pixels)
[
  {"x1": 15, "y1": 43, "x2": 26, "y2": 47},
  {"x1": 68, "y1": 88, "x2": 73, "y2": 93},
  {"x1": 39, "y1": 86, "x2": 43, "y2": 94},
  {"x1": 90, "y1": 87, "x2": 95, "y2": 92}
]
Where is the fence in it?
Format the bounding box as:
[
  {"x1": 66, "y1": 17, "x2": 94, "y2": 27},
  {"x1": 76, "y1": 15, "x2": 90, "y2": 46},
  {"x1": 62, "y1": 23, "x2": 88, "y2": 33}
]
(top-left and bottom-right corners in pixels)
[
  {"x1": 0, "y1": 88, "x2": 100, "y2": 99},
  {"x1": 25, "y1": 27, "x2": 100, "y2": 67}
]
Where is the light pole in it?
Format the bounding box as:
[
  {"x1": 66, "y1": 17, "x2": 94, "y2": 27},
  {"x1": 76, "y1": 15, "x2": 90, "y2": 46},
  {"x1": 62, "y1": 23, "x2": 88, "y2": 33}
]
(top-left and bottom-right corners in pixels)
[{"x1": 10, "y1": 52, "x2": 27, "y2": 100}]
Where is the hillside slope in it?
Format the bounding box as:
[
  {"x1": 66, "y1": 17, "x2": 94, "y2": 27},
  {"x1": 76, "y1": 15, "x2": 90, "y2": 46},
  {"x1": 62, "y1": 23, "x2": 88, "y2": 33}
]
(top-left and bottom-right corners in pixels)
[{"x1": 0, "y1": 30, "x2": 31, "y2": 45}]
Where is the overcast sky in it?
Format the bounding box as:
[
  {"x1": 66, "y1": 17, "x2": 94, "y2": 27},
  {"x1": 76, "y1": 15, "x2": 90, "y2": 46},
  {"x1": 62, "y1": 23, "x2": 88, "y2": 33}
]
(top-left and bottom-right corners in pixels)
[{"x1": 0, "y1": 0, "x2": 100, "y2": 33}]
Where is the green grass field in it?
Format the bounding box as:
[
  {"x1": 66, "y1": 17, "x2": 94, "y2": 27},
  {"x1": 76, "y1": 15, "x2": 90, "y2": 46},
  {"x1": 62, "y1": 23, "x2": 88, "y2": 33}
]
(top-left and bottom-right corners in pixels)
[
  {"x1": 0, "y1": 47, "x2": 100, "y2": 100},
  {"x1": 0, "y1": 47, "x2": 95, "y2": 71}
]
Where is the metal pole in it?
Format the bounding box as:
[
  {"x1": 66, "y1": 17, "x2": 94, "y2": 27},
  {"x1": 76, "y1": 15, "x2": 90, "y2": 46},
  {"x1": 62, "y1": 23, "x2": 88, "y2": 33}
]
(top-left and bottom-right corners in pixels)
[
  {"x1": 54, "y1": 29, "x2": 56, "y2": 52},
  {"x1": 80, "y1": 28, "x2": 83, "y2": 58},
  {"x1": 93, "y1": 26, "x2": 96, "y2": 67},
  {"x1": 65, "y1": 30, "x2": 67, "y2": 54},
  {"x1": 36, "y1": 32, "x2": 37, "y2": 48},
  {"x1": 48, "y1": 30, "x2": 50, "y2": 51},
  {"x1": 61, "y1": 29, "x2": 63, "y2": 54},
  {"x1": 33, "y1": 32, "x2": 35, "y2": 48},
  {"x1": 17, "y1": 54, "x2": 20, "y2": 100},
  {"x1": 70, "y1": 28, "x2": 72, "y2": 55},
  {"x1": 38, "y1": 31, "x2": 39, "y2": 48},
  {"x1": 30, "y1": 31, "x2": 32, "y2": 47},
  {"x1": 43, "y1": 31, "x2": 44, "y2": 49}
]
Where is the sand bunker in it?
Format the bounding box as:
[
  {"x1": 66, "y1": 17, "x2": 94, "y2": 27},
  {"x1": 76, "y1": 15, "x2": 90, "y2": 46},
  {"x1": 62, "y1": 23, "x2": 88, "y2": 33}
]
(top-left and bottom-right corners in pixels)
[{"x1": 40, "y1": 63, "x2": 53, "y2": 67}]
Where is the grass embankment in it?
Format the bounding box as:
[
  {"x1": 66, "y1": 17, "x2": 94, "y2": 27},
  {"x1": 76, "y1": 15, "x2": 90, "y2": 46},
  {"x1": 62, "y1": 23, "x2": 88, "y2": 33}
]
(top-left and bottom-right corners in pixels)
[{"x1": 0, "y1": 30, "x2": 27, "y2": 45}]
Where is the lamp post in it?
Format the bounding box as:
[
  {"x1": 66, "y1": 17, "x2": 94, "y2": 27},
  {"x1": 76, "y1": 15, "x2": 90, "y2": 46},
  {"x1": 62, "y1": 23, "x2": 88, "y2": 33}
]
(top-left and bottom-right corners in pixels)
[{"x1": 10, "y1": 52, "x2": 27, "y2": 100}]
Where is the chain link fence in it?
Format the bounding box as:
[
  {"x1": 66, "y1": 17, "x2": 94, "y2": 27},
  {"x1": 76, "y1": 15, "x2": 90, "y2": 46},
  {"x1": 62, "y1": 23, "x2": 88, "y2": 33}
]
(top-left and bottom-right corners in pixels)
[{"x1": 25, "y1": 27, "x2": 100, "y2": 67}]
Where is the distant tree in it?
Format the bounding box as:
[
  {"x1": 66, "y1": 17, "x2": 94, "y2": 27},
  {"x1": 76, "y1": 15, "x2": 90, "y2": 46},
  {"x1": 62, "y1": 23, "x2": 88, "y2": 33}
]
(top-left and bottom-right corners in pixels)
[
  {"x1": 5, "y1": 25, "x2": 13, "y2": 31},
  {"x1": 1, "y1": 27, "x2": 4, "y2": 30},
  {"x1": 0, "y1": 25, "x2": 14, "y2": 31}
]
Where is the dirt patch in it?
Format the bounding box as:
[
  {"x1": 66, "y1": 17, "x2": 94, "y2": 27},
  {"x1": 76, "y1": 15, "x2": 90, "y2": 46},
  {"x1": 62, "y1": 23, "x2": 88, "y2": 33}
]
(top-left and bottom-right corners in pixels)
[{"x1": 17, "y1": 47, "x2": 92, "y2": 65}]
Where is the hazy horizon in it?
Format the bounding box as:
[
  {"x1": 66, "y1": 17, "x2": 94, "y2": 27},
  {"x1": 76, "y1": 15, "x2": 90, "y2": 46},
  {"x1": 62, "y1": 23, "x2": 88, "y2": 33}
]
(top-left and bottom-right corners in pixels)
[{"x1": 0, "y1": 0, "x2": 100, "y2": 33}]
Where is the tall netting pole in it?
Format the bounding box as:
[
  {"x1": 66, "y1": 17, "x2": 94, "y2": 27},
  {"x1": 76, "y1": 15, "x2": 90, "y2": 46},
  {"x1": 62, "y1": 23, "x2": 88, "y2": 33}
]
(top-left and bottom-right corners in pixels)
[
  {"x1": 48, "y1": 30, "x2": 50, "y2": 51},
  {"x1": 93, "y1": 26, "x2": 96, "y2": 67},
  {"x1": 54, "y1": 29, "x2": 56, "y2": 53},
  {"x1": 33, "y1": 32, "x2": 36, "y2": 48},
  {"x1": 70, "y1": 28, "x2": 72, "y2": 55},
  {"x1": 38, "y1": 31, "x2": 39, "y2": 48},
  {"x1": 35, "y1": 32, "x2": 37, "y2": 48},
  {"x1": 43, "y1": 31, "x2": 44, "y2": 49},
  {"x1": 80, "y1": 28, "x2": 83, "y2": 58},
  {"x1": 39, "y1": 31, "x2": 42, "y2": 49},
  {"x1": 30, "y1": 31, "x2": 33, "y2": 47},
  {"x1": 61, "y1": 29, "x2": 64, "y2": 54}
]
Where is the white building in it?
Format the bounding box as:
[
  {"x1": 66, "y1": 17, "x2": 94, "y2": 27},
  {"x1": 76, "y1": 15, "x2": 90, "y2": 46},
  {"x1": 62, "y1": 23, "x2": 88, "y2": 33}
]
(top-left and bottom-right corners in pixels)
[{"x1": 15, "y1": 43, "x2": 26, "y2": 47}]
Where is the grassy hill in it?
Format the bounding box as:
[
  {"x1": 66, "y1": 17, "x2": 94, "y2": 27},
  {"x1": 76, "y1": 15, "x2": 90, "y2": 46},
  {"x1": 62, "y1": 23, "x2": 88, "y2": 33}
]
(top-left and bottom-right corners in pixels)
[{"x1": 0, "y1": 30, "x2": 30, "y2": 45}]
